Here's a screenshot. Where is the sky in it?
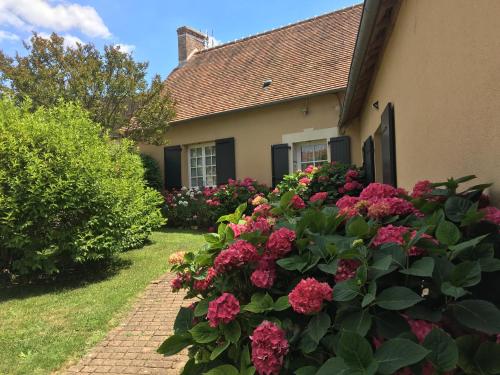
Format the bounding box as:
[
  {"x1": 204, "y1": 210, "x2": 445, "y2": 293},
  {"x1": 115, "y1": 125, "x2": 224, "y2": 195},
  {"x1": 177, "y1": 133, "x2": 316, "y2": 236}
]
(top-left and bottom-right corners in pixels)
[{"x1": 0, "y1": 0, "x2": 359, "y2": 81}]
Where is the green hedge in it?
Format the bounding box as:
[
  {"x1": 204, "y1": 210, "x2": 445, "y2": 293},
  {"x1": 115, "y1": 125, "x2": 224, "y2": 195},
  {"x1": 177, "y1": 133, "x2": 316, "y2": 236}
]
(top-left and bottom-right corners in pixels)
[{"x1": 0, "y1": 99, "x2": 165, "y2": 277}]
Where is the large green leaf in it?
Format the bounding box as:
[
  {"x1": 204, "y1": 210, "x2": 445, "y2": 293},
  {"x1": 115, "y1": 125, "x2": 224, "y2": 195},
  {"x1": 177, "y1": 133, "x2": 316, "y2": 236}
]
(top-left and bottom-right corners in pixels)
[
  {"x1": 316, "y1": 357, "x2": 351, "y2": 375},
  {"x1": 376, "y1": 287, "x2": 423, "y2": 310},
  {"x1": 189, "y1": 322, "x2": 219, "y2": 344},
  {"x1": 222, "y1": 320, "x2": 241, "y2": 343},
  {"x1": 294, "y1": 366, "x2": 318, "y2": 375},
  {"x1": 449, "y1": 234, "x2": 489, "y2": 259},
  {"x1": 337, "y1": 332, "x2": 375, "y2": 371},
  {"x1": 157, "y1": 333, "x2": 192, "y2": 356},
  {"x1": 456, "y1": 335, "x2": 482, "y2": 373},
  {"x1": 340, "y1": 310, "x2": 372, "y2": 336},
  {"x1": 273, "y1": 296, "x2": 291, "y2": 311},
  {"x1": 174, "y1": 307, "x2": 195, "y2": 334},
  {"x1": 346, "y1": 216, "x2": 370, "y2": 237},
  {"x1": 204, "y1": 364, "x2": 239, "y2": 375},
  {"x1": 242, "y1": 293, "x2": 274, "y2": 313},
  {"x1": 474, "y1": 342, "x2": 500, "y2": 374},
  {"x1": 435, "y1": 220, "x2": 461, "y2": 245},
  {"x1": 276, "y1": 255, "x2": 308, "y2": 272},
  {"x1": 374, "y1": 338, "x2": 430, "y2": 374},
  {"x1": 441, "y1": 282, "x2": 468, "y2": 299},
  {"x1": 452, "y1": 300, "x2": 500, "y2": 334},
  {"x1": 450, "y1": 261, "x2": 481, "y2": 287},
  {"x1": 306, "y1": 312, "x2": 331, "y2": 344},
  {"x1": 399, "y1": 257, "x2": 435, "y2": 277},
  {"x1": 374, "y1": 312, "x2": 410, "y2": 339},
  {"x1": 423, "y1": 328, "x2": 458, "y2": 371},
  {"x1": 445, "y1": 196, "x2": 473, "y2": 222},
  {"x1": 334, "y1": 279, "x2": 360, "y2": 302},
  {"x1": 209, "y1": 340, "x2": 230, "y2": 360},
  {"x1": 194, "y1": 299, "x2": 209, "y2": 317}
]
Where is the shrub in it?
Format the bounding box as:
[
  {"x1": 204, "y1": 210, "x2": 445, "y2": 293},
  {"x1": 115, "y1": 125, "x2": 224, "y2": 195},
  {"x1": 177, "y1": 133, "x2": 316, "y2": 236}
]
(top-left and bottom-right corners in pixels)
[
  {"x1": 140, "y1": 153, "x2": 163, "y2": 191},
  {"x1": 0, "y1": 99, "x2": 165, "y2": 277},
  {"x1": 161, "y1": 175, "x2": 500, "y2": 375},
  {"x1": 163, "y1": 178, "x2": 269, "y2": 229},
  {"x1": 270, "y1": 162, "x2": 365, "y2": 203}
]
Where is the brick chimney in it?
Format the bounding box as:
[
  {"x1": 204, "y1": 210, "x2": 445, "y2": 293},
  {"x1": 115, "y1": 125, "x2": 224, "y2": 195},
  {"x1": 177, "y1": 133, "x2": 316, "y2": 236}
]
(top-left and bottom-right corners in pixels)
[{"x1": 177, "y1": 26, "x2": 208, "y2": 65}]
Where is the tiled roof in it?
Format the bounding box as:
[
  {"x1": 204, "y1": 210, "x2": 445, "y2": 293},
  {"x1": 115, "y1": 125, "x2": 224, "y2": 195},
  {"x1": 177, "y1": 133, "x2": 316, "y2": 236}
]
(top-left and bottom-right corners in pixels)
[{"x1": 166, "y1": 4, "x2": 362, "y2": 123}]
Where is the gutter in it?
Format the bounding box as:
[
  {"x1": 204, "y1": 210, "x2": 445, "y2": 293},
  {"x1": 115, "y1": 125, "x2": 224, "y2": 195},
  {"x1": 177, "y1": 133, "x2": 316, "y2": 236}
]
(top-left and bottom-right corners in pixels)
[{"x1": 338, "y1": 0, "x2": 381, "y2": 129}]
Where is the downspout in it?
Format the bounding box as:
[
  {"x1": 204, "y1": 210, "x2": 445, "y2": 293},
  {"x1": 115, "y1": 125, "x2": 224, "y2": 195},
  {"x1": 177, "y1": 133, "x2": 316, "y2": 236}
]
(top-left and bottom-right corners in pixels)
[{"x1": 339, "y1": 0, "x2": 382, "y2": 130}]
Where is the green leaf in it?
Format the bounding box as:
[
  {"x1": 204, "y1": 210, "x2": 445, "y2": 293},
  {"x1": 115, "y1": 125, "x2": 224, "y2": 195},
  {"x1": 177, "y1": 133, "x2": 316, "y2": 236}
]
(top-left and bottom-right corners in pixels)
[
  {"x1": 452, "y1": 300, "x2": 500, "y2": 334},
  {"x1": 371, "y1": 255, "x2": 392, "y2": 271},
  {"x1": 318, "y1": 260, "x2": 339, "y2": 275},
  {"x1": 480, "y1": 257, "x2": 500, "y2": 272},
  {"x1": 445, "y1": 196, "x2": 473, "y2": 222},
  {"x1": 441, "y1": 282, "x2": 468, "y2": 299},
  {"x1": 423, "y1": 328, "x2": 458, "y2": 371},
  {"x1": 374, "y1": 312, "x2": 411, "y2": 339},
  {"x1": 194, "y1": 299, "x2": 209, "y2": 317},
  {"x1": 204, "y1": 364, "x2": 239, "y2": 375},
  {"x1": 376, "y1": 287, "x2": 423, "y2": 310},
  {"x1": 280, "y1": 190, "x2": 296, "y2": 208},
  {"x1": 406, "y1": 305, "x2": 442, "y2": 322},
  {"x1": 346, "y1": 216, "x2": 370, "y2": 237},
  {"x1": 374, "y1": 338, "x2": 430, "y2": 374},
  {"x1": 174, "y1": 307, "x2": 195, "y2": 334},
  {"x1": 157, "y1": 333, "x2": 192, "y2": 356},
  {"x1": 273, "y1": 296, "x2": 290, "y2": 311},
  {"x1": 450, "y1": 261, "x2": 481, "y2": 287},
  {"x1": 222, "y1": 320, "x2": 241, "y2": 343},
  {"x1": 210, "y1": 340, "x2": 230, "y2": 360},
  {"x1": 435, "y1": 220, "x2": 461, "y2": 245},
  {"x1": 306, "y1": 312, "x2": 331, "y2": 343},
  {"x1": 316, "y1": 357, "x2": 351, "y2": 375},
  {"x1": 294, "y1": 366, "x2": 317, "y2": 375},
  {"x1": 337, "y1": 331, "x2": 375, "y2": 371},
  {"x1": 362, "y1": 281, "x2": 377, "y2": 308},
  {"x1": 189, "y1": 322, "x2": 219, "y2": 344},
  {"x1": 276, "y1": 255, "x2": 308, "y2": 272},
  {"x1": 456, "y1": 335, "x2": 482, "y2": 374},
  {"x1": 474, "y1": 342, "x2": 500, "y2": 374},
  {"x1": 340, "y1": 309, "x2": 372, "y2": 336},
  {"x1": 242, "y1": 293, "x2": 274, "y2": 313},
  {"x1": 449, "y1": 234, "x2": 489, "y2": 259},
  {"x1": 399, "y1": 257, "x2": 435, "y2": 277},
  {"x1": 334, "y1": 279, "x2": 360, "y2": 302}
]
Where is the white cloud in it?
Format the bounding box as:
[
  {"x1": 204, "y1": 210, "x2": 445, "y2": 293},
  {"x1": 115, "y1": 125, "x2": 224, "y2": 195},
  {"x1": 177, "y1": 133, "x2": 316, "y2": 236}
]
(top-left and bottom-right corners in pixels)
[
  {"x1": 0, "y1": 0, "x2": 111, "y2": 38},
  {"x1": 114, "y1": 43, "x2": 135, "y2": 54},
  {"x1": 0, "y1": 29, "x2": 20, "y2": 42}
]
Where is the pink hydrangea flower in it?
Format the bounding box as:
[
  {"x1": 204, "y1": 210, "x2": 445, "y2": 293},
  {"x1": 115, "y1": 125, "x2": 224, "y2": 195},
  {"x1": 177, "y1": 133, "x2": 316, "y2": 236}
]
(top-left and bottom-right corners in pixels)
[
  {"x1": 265, "y1": 227, "x2": 296, "y2": 259},
  {"x1": 372, "y1": 225, "x2": 434, "y2": 256},
  {"x1": 206, "y1": 199, "x2": 221, "y2": 206},
  {"x1": 290, "y1": 195, "x2": 306, "y2": 209},
  {"x1": 170, "y1": 274, "x2": 183, "y2": 292},
  {"x1": 207, "y1": 293, "x2": 240, "y2": 327},
  {"x1": 335, "y1": 259, "x2": 361, "y2": 283},
  {"x1": 345, "y1": 169, "x2": 359, "y2": 181},
  {"x1": 310, "y1": 192, "x2": 328, "y2": 203},
  {"x1": 228, "y1": 222, "x2": 247, "y2": 238},
  {"x1": 336, "y1": 195, "x2": 360, "y2": 218},
  {"x1": 251, "y1": 257, "x2": 276, "y2": 289},
  {"x1": 344, "y1": 181, "x2": 363, "y2": 192},
  {"x1": 304, "y1": 165, "x2": 315, "y2": 174},
  {"x1": 299, "y1": 177, "x2": 311, "y2": 185},
  {"x1": 367, "y1": 197, "x2": 419, "y2": 219},
  {"x1": 482, "y1": 206, "x2": 500, "y2": 225},
  {"x1": 411, "y1": 180, "x2": 433, "y2": 198},
  {"x1": 214, "y1": 240, "x2": 259, "y2": 273},
  {"x1": 288, "y1": 277, "x2": 333, "y2": 314},
  {"x1": 360, "y1": 183, "x2": 399, "y2": 200},
  {"x1": 247, "y1": 216, "x2": 272, "y2": 234},
  {"x1": 193, "y1": 267, "x2": 217, "y2": 292},
  {"x1": 254, "y1": 203, "x2": 272, "y2": 217},
  {"x1": 250, "y1": 321, "x2": 289, "y2": 375},
  {"x1": 405, "y1": 316, "x2": 436, "y2": 343}
]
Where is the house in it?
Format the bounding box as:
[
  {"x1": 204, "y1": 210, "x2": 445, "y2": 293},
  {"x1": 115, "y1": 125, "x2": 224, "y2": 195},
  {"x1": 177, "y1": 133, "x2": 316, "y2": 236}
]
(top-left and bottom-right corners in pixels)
[
  {"x1": 140, "y1": 5, "x2": 363, "y2": 189},
  {"x1": 340, "y1": 0, "x2": 500, "y2": 203}
]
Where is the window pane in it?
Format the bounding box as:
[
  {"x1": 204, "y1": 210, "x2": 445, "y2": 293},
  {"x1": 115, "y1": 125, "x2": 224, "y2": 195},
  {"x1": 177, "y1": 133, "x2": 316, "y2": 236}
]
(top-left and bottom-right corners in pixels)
[
  {"x1": 315, "y1": 143, "x2": 327, "y2": 161},
  {"x1": 301, "y1": 144, "x2": 314, "y2": 163}
]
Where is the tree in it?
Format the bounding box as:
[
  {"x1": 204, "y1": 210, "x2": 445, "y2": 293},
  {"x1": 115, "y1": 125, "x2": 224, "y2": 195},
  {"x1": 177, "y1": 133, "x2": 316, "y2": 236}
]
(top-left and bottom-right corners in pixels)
[{"x1": 0, "y1": 33, "x2": 174, "y2": 145}]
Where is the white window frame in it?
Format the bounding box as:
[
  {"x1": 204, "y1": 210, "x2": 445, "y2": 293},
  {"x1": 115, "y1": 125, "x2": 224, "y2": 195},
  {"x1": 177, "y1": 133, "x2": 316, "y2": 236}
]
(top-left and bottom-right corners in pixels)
[
  {"x1": 188, "y1": 142, "x2": 217, "y2": 188},
  {"x1": 293, "y1": 139, "x2": 329, "y2": 172}
]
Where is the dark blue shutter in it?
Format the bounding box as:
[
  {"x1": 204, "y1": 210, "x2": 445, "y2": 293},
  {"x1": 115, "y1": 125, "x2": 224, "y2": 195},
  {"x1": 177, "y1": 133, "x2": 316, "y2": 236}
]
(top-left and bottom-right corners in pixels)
[
  {"x1": 363, "y1": 136, "x2": 375, "y2": 183},
  {"x1": 329, "y1": 136, "x2": 351, "y2": 164},
  {"x1": 381, "y1": 103, "x2": 397, "y2": 186},
  {"x1": 215, "y1": 137, "x2": 236, "y2": 185},
  {"x1": 271, "y1": 144, "x2": 290, "y2": 187},
  {"x1": 164, "y1": 145, "x2": 182, "y2": 190}
]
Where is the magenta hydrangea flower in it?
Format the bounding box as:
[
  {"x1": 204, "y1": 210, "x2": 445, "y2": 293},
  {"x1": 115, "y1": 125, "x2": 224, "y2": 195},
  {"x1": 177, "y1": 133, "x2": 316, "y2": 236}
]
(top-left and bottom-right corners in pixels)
[
  {"x1": 335, "y1": 259, "x2": 361, "y2": 283},
  {"x1": 207, "y1": 293, "x2": 240, "y2": 327},
  {"x1": 482, "y1": 206, "x2": 500, "y2": 225},
  {"x1": 193, "y1": 267, "x2": 217, "y2": 292},
  {"x1": 304, "y1": 165, "x2": 315, "y2": 174},
  {"x1": 251, "y1": 256, "x2": 276, "y2": 289},
  {"x1": 372, "y1": 225, "x2": 436, "y2": 256},
  {"x1": 250, "y1": 321, "x2": 289, "y2": 375},
  {"x1": 345, "y1": 169, "x2": 359, "y2": 181},
  {"x1": 247, "y1": 216, "x2": 272, "y2": 234},
  {"x1": 288, "y1": 277, "x2": 333, "y2": 314},
  {"x1": 360, "y1": 182, "x2": 400, "y2": 200},
  {"x1": 411, "y1": 180, "x2": 433, "y2": 198},
  {"x1": 336, "y1": 195, "x2": 361, "y2": 218},
  {"x1": 405, "y1": 316, "x2": 436, "y2": 343},
  {"x1": 310, "y1": 192, "x2": 328, "y2": 203},
  {"x1": 228, "y1": 222, "x2": 247, "y2": 238},
  {"x1": 299, "y1": 177, "x2": 311, "y2": 185},
  {"x1": 214, "y1": 240, "x2": 259, "y2": 273},
  {"x1": 254, "y1": 203, "x2": 272, "y2": 217},
  {"x1": 367, "y1": 197, "x2": 419, "y2": 219},
  {"x1": 265, "y1": 227, "x2": 296, "y2": 259},
  {"x1": 344, "y1": 181, "x2": 363, "y2": 192},
  {"x1": 290, "y1": 195, "x2": 306, "y2": 209}
]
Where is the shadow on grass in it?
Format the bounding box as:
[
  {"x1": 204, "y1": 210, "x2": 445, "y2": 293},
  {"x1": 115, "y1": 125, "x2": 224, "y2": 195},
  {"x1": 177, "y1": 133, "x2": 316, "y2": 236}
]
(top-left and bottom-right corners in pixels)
[{"x1": 0, "y1": 256, "x2": 133, "y2": 303}]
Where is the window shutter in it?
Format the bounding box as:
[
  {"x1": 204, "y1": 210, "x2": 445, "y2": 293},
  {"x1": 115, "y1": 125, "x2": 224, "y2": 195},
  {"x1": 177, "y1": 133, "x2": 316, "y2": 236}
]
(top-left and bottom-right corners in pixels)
[
  {"x1": 271, "y1": 144, "x2": 290, "y2": 187},
  {"x1": 329, "y1": 136, "x2": 351, "y2": 164},
  {"x1": 215, "y1": 137, "x2": 236, "y2": 185},
  {"x1": 362, "y1": 136, "x2": 375, "y2": 183},
  {"x1": 164, "y1": 145, "x2": 182, "y2": 190},
  {"x1": 381, "y1": 103, "x2": 397, "y2": 186}
]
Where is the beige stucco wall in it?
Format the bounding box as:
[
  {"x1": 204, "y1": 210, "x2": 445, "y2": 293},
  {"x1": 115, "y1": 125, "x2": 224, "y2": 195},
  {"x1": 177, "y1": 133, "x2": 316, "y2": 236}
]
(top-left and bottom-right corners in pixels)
[
  {"x1": 349, "y1": 0, "x2": 500, "y2": 203},
  {"x1": 140, "y1": 92, "x2": 355, "y2": 187}
]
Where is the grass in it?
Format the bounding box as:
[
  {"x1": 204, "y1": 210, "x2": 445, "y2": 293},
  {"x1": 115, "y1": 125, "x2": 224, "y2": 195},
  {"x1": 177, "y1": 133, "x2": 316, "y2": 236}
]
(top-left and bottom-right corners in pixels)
[{"x1": 0, "y1": 229, "x2": 205, "y2": 375}]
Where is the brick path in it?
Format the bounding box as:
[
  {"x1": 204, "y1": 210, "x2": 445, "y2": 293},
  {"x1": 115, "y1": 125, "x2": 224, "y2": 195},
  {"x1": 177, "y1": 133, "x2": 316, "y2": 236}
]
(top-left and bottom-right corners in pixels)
[{"x1": 64, "y1": 274, "x2": 189, "y2": 375}]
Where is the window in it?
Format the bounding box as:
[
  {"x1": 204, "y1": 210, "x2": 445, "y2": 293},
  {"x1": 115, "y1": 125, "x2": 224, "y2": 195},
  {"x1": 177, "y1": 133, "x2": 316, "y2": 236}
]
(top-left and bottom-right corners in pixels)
[
  {"x1": 293, "y1": 140, "x2": 328, "y2": 171},
  {"x1": 188, "y1": 143, "x2": 216, "y2": 187}
]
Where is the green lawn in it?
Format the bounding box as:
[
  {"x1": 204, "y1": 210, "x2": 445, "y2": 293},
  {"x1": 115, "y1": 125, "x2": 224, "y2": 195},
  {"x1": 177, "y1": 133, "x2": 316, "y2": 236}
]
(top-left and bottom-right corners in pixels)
[{"x1": 0, "y1": 230, "x2": 205, "y2": 375}]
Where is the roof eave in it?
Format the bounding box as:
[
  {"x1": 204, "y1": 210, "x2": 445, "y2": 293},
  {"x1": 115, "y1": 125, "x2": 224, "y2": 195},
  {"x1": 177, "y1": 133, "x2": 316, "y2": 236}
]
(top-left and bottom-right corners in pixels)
[
  {"x1": 170, "y1": 87, "x2": 346, "y2": 125},
  {"x1": 338, "y1": 0, "x2": 401, "y2": 128}
]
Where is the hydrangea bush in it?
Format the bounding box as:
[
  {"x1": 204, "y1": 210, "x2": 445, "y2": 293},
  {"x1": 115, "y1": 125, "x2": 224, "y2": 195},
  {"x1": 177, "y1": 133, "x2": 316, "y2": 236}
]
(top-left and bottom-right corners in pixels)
[
  {"x1": 164, "y1": 178, "x2": 268, "y2": 229},
  {"x1": 270, "y1": 162, "x2": 365, "y2": 204},
  {"x1": 160, "y1": 175, "x2": 500, "y2": 375}
]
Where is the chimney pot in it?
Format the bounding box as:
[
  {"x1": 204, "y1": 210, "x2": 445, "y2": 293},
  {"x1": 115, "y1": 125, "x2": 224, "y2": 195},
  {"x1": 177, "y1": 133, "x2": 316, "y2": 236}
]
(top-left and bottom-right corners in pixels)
[{"x1": 177, "y1": 26, "x2": 208, "y2": 65}]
